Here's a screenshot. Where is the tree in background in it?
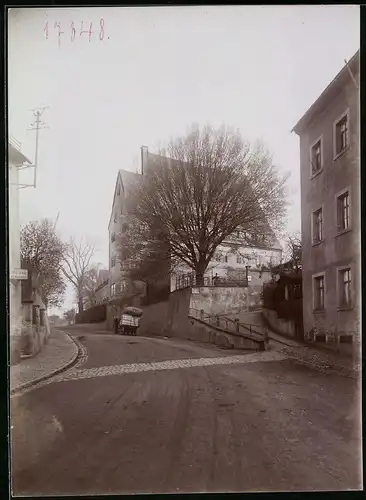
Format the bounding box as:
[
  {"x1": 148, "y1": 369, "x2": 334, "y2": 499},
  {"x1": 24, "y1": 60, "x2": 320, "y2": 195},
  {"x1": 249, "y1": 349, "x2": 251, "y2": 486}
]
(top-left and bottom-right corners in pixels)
[
  {"x1": 63, "y1": 308, "x2": 76, "y2": 325},
  {"x1": 20, "y1": 219, "x2": 66, "y2": 308},
  {"x1": 119, "y1": 124, "x2": 289, "y2": 284},
  {"x1": 281, "y1": 231, "x2": 302, "y2": 273},
  {"x1": 62, "y1": 239, "x2": 96, "y2": 314},
  {"x1": 82, "y1": 263, "x2": 106, "y2": 307}
]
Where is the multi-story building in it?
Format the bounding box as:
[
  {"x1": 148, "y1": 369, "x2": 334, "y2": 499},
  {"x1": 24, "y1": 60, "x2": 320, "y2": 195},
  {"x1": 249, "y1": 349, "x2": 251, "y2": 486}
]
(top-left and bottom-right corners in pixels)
[
  {"x1": 108, "y1": 168, "x2": 140, "y2": 300},
  {"x1": 292, "y1": 50, "x2": 360, "y2": 343},
  {"x1": 81, "y1": 268, "x2": 109, "y2": 310}
]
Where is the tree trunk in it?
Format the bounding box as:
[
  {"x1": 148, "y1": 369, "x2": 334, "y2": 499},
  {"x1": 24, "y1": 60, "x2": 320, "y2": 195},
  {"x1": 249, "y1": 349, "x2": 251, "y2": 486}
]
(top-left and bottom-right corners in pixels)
[
  {"x1": 195, "y1": 262, "x2": 206, "y2": 286},
  {"x1": 78, "y1": 298, "x2": 84, "y2": 314}
]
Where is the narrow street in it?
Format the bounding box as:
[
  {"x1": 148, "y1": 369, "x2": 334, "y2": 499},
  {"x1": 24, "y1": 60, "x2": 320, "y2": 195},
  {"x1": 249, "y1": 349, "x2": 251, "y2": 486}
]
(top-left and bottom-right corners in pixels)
[{"x1": 11, "y1": 330, "x2": 361, "y2": 495}]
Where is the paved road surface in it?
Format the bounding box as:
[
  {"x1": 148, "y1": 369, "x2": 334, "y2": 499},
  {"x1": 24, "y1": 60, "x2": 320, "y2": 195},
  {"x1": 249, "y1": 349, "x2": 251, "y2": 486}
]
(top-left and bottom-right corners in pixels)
[{"x1": 11, "y1": 331, "x2": 361, "y2": 495}]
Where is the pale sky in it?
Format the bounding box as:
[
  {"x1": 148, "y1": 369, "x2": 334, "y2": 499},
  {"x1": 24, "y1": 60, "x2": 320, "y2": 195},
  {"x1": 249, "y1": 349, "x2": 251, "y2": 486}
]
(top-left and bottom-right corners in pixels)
[{"x1": 8, "y1": 5, "x2": 360, "y2": 313}]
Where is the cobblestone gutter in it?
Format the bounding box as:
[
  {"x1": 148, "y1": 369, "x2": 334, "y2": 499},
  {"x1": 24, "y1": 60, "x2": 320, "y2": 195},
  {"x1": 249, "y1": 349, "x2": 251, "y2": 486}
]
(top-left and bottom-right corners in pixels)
[{"x1": 278, "y1": 344, "x2": 361, "y2": 379}]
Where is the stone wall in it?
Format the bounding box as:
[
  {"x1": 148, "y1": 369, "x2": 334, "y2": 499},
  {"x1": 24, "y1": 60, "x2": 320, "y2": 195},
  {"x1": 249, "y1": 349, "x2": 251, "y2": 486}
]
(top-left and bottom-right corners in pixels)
[
  {"x1": 262, "y1": 308, "x2": 296, "y2": 338},
  {"x1": 20, "y1": 301, "x2": 50, "y2": 357},
  {"x1": 18, "y1": 270, "x2": 51, "y2": 360},
  {"x1": 176, "y1": 317, "x2": 264, "y2": 351},
  {"x1": 136, "y1": 287, "x2": 264, "y2": 351},
  {"x1": 188, "y1": 285, "x2": 263, "y2": 316},
  {"x1": 139, "y1": 301, "x2": 170, "y2": 337}
]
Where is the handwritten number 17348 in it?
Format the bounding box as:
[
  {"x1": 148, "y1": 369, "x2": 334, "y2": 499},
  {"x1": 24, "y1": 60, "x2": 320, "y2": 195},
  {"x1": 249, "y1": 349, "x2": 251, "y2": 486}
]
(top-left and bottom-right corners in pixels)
[{"x1": 44, "y1": 19, "x2": 108, "y2": 45}]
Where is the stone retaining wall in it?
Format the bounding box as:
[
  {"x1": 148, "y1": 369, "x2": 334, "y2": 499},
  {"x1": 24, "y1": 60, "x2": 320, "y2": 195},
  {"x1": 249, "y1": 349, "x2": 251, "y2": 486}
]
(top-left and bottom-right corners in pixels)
[
  {"x1": 262, "y1": 308, "x2": 296, "y2": 338},
  {"x1": 182, "y1": 317, "x2": 264, "y2": 351}
]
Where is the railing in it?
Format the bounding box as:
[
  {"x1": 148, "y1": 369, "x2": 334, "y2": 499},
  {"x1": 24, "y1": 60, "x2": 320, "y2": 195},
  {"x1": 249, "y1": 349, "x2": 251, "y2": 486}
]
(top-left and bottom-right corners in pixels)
[
  {"x1": 188, "y1": 308, "x2": 268, "y2": 342},
  {"x1": 175, "y1": 273, "x2": 249, "y2": 291}
]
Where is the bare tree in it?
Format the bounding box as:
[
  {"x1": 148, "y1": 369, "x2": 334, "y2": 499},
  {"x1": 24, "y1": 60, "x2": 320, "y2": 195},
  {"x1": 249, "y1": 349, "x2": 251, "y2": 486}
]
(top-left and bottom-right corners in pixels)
[
  {"x1": 20, "y1": 219, "x2": 66, "y2": 308},
  {"x1": 120, "y1": 124, "x2": 289, "y2": 284},
  {"x1": 82, "y1": 263, "x2": 105, "y2": 306},
  {"x1": 62, "y1": 239, "x2": 96, "y2": 314},
  {"x1": 283, "y1": 231, "x2": 302, "y2": 272},
  {"x1": 64, "y1": 308, "x2": 76, "y2": 325}
]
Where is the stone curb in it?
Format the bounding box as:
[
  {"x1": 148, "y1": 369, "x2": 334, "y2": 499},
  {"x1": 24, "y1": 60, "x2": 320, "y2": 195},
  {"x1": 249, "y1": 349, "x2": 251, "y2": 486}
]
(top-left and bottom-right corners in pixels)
[
  {"x1": 279, "y1": 346, "x2": 360, "y2": 380},
  {"x1": 10, "y1": 332, "x2": 82, "y2": 396}
]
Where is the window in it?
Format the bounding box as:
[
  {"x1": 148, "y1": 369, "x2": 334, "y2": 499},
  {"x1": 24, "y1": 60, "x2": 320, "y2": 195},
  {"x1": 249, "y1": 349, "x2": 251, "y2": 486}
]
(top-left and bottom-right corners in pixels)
[
  {"x1": 334, "y1": 112, "x2": 349, "y2": 157},
  {"x1": 236, "y1": 255, "x2": 243, "y2": 264},
  {"x1": 313, "y1": 275, "x2": 325, "y2": 310},
  {"x1": 311, "y1": 139, "x2": 322, "y2": 175},
  {"x1": 339, "y1": 268, "x2": 352, "y2": 309},
  {"x1": 224, "y1": 254, "x2": 228, "y2": 263},
  {"x1": 111, "y1": 283, "x2": 116, "y2": 296},
  {"x1": 312, "y1": 208, "x2": 323, "y2": 243},
  {"x1": 111, "y1": 232, "x2": 116, "y2": 243},
  {"x1": 117, "y1": 184, "x2": 121, "y2": 196},
  {"x1": 114, "y1": 212, "x2": 117, "y2": 223},
  {"x1": 337, "y1": 191, "x2": 350, "y2": 232},
  {"x1": 111, "y1": 256, "x2": 116, "y2": 268}
]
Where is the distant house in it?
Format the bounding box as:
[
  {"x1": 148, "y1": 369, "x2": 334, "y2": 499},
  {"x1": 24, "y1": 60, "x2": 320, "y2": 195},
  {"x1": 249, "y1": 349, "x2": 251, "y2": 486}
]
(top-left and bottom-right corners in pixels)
[
  {"x1": 292, "y1": 50, "x2": 360, "y2": 343},
  {"x1": 94, "y1": 278, "x2": 109, "y2": 304}
]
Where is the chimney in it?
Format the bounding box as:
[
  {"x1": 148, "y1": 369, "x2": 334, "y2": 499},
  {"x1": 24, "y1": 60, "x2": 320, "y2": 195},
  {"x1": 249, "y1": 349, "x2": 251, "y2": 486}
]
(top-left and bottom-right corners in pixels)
[{"x1": 140, "y1": 145, "x2": 148, "y2": 175}]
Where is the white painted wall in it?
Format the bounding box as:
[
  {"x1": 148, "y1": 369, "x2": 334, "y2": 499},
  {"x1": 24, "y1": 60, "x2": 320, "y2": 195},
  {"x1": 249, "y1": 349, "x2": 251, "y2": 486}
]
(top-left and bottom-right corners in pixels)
[
  {"x1": 8, "y1": 158, "x2": 22, "y2": 338},
  {"x1": 170, "y1": 243, "x2": 282, "y2": 292}
]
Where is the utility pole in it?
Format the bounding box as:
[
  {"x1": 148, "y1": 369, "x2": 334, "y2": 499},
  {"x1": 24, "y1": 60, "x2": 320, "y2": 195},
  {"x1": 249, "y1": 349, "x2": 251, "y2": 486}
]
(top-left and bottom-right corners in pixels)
[
  {"x1": 53, "y1": 211, "x2": 60, "y2": 230},
  {"x1": 27, "y1": 106, "x2": 50, "y2": 188}
]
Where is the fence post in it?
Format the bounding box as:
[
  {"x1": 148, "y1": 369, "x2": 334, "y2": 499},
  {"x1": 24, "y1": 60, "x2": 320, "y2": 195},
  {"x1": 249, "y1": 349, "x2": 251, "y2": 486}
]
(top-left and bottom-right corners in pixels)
[
  {"x1": 216, "y1": 315, "x2": 220, "y2": 327},
  {"x1": 249, "y1": 324, "x2": 252, "y2": 336},
  {"x1": 264, "y1": 327, "x2": 269, "y2": 348},
  {"x1": 200, "y1": 309, "x2": 204, "y2": 321},
  {"x1": 235, "y1": 318, "x2": 239, "y2": 333}
]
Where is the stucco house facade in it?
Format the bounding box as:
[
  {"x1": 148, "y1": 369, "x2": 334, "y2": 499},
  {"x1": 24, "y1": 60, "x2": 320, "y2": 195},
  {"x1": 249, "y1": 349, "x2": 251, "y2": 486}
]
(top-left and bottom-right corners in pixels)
[
  {"x1": 8, "y1": 137, "x2": 32, "y2": 362},
  {"x1": 292, "y1": 50, "x2": 360, "y2": 344}
]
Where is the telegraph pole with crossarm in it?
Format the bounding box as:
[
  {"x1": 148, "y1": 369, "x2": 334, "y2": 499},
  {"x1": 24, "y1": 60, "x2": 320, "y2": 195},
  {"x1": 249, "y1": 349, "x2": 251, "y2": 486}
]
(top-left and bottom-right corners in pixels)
[{"x1": 26, "y1": 106, "x2": 50, "y2": 188}]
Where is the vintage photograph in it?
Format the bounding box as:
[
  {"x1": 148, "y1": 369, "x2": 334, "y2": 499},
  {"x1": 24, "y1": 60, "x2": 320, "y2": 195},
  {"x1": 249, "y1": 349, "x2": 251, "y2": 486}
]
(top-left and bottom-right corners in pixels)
[{"x1": 8, "y1": 5, "x2": 361, "y2": 495}]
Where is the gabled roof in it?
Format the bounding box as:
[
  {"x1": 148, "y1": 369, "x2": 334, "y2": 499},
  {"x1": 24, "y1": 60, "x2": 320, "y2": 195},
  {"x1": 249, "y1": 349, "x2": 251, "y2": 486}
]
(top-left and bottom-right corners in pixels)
[
  {"x1": 108, "y1": 169, "x2": 141, "y2": 230},
  {"x1": 8, "y1": 141, "x2": 31, "y2": 166},
  {"x1": 292, "y1": 49, "x2": 359, "y2": 135}
]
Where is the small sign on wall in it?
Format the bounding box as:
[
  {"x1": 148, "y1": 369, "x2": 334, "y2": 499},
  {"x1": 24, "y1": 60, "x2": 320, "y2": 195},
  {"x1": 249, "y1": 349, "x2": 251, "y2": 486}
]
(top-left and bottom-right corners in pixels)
[
  {"x1": 11, "y1": 268, "x2": 28, "y2": 280},
  {"x1": 192, "y1": 288, "x2": 200, "y2": 294},
  {"x1": 248, "y1": 276, "x2": 252, "y2": 282}
]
